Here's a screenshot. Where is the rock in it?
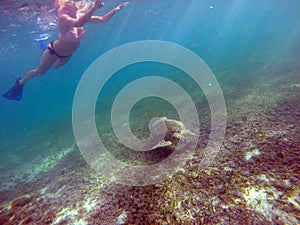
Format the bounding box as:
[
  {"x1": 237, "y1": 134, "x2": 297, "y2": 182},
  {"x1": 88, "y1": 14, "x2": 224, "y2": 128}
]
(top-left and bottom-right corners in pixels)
[
  {"x1": 116, "y1": 210, "x2": 127, "y2": 225},
  {"x1": 11, "y1": 196, "x2": 32, "y2": 208}
]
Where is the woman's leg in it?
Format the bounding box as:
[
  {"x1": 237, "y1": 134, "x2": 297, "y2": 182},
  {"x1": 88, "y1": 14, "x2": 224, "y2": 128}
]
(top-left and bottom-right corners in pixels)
[
  {"x1": 20, "y1": 47, "x2": 57, "y2": 85},
  {"x1": 53, "y1": 55, "x2": 72, "y2": 69}
]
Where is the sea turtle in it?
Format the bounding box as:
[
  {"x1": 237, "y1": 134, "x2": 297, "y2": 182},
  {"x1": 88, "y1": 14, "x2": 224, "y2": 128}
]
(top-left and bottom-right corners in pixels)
[{"x1": 143, "y1": 117, "x2": 196, "y2": 151}]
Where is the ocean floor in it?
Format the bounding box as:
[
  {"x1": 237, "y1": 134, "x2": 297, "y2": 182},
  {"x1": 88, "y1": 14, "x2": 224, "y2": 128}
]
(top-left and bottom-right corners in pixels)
[{"x1": 0, "y1": 61, "x2": 299, "y2": 224}]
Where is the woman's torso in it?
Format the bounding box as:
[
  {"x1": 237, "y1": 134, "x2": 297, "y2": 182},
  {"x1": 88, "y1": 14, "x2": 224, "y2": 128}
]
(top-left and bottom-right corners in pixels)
[
  {"x1": 58, "y1": 23, "x2": 86, "y2": 43},
  {"x1": 54, "y1": 13, "x2": 86, "y2": 55}
]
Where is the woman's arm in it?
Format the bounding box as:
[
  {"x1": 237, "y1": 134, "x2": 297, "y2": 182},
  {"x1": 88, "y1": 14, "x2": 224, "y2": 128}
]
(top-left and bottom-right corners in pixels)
[
  {"x1": 89, "y1": 2, "x2": 129, "y2": 23},
  {"x1": 58, "y1": 0, "x2": 104, "y2": 27}
]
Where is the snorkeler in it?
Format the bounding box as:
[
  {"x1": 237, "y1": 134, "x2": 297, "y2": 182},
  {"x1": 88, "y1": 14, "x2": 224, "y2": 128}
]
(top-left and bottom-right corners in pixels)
[{"x1": 3, "y1": 0, "x2": 129, "y2": 100}]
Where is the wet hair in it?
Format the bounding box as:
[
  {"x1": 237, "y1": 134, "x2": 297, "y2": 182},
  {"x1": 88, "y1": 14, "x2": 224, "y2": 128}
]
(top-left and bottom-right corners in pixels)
[
  {"x1": 55, "y1": 0, "x2": 76, "y2": 16},
  {"x1": 54, "y1": 0, "x2": 92, "y2": 16}
]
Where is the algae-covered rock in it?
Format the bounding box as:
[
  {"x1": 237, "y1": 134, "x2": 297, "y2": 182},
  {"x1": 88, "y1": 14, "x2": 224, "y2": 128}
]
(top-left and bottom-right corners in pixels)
[{"x1": 11, "y1": 195, "x2": 32, "y2": 208}]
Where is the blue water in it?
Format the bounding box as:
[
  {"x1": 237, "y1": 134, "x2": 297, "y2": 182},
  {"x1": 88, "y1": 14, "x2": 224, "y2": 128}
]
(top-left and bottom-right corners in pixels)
[
  {"x1": 1, "y1": 0, "x2": 299, "y2": 145},
  {"x1": 0, "y1": 0, "x2": 300, "y2": 223}
]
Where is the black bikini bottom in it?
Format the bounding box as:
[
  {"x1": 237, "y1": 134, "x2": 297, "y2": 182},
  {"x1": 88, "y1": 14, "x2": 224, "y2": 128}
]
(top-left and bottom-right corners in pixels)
[{"x1": 47, "y1": 41, "x2": 72, "y2": 58}]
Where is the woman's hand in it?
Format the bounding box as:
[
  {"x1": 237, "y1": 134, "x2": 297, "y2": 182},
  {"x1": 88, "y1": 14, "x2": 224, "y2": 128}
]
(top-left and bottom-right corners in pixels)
[
  {"x1": 114, "y1": 2, "x2": 129, "y2": 12},
  {"x1": 94, "y1": 0, "x2": 105, "y2": 9}
]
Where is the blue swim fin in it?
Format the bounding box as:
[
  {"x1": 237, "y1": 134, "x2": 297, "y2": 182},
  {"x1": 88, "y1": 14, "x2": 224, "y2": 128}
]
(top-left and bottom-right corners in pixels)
[{"x1": 3, "y1": 78, "x2": 24, "y2": 101}]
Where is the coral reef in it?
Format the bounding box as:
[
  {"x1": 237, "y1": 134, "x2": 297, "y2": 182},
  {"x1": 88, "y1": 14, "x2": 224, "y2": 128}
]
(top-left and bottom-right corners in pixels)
[{"x1": 0, "y1": 64, "x2": 299, "y2": 224}]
